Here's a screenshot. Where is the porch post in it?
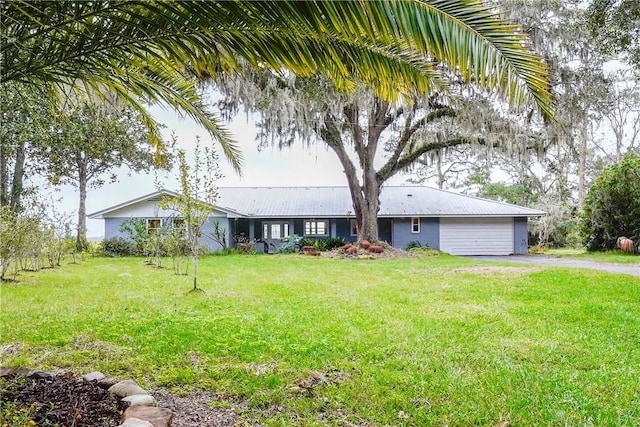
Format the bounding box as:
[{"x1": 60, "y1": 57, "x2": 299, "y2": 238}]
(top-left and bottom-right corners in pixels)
[{"x1": 249, "y1": 220, "x2": 255, "y2": 240}]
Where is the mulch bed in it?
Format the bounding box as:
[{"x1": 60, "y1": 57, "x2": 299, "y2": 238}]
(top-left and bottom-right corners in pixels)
[
  {"x1": 0, "y1": 372, "x2": 243, "y2": 427},
  {"x1": 0, "y1": 373, "x2": 124, "y2": 426}
]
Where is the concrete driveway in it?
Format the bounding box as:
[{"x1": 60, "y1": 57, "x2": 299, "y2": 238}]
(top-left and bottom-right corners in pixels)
[{"x1": 467, "y1": 255, "x2": 640, "y2": 278}]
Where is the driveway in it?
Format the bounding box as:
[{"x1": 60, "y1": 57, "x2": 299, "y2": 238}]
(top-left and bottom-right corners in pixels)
[{"x1": 467, "y1": 255, "x2": 640, "y2": 278}]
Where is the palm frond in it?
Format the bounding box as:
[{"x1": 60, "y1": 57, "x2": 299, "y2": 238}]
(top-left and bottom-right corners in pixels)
[{"x1": 1, "y1": 0, "x2": 554, "y2": 169}]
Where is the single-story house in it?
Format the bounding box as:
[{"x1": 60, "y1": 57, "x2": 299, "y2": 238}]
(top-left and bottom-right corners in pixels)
[{"x1": 88, "y1": 186, "x2": 545, "y2": 255}]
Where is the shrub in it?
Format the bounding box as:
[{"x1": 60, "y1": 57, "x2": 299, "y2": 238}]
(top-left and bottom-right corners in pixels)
[
  {"x1": 119, "y1": 218, "x2": 148, "y2": 255},
  {"x1": 99, "y1": 237, "x2": 136, "y2": 257},
  {"x1": 315, "y1": 237, "x2": 346, "y2": 251},
  {"x1": 279, "y1": 234, "x2": 303, "y2": 253},
  {"x1": 234, "y1": 234, "x2": 257, "y2": 254},
  {"x1": 405, "y1": 241, "x2": 422, "y2": 250},
  {"x1": 298, "y1": 237, "x2": 316, "y2": 248},
  {"x1": 581, "y1": 154, "x2": 640, "y2": 251}
]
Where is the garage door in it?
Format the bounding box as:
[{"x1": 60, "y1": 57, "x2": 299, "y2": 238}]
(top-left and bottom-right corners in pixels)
[{"x1": 440, "y1": 217, "x2": 514, "y2": 255}]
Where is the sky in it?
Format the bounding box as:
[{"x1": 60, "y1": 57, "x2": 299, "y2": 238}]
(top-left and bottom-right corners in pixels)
[{"x1": 54, "y1": 103, "x2": 409, "y2": 238}]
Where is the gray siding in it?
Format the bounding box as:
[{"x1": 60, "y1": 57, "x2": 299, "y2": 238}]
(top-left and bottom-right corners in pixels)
[
  {"x1": 105, "y1": 218, "x2": 131, "y2": 239},
  {"x1": 513, "y1": 217, "x2": 528, "y2": 254},
  {"x1": 200, "y1": 218, "x2": 230, "y2": 252},
  {"x1": 393, "y1": 217, "x2": 439, "y2": 250},
  {"x1": 104, "y1": 216, "x2": 230, "y2": 252},
  {"x1": 335, "y1": 219, "x2": 355, "y2": 242}
]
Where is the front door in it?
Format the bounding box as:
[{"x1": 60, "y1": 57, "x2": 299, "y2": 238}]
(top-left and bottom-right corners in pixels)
[{"x1": 263, "y1": 222, "x2": 290, "y2": 253}]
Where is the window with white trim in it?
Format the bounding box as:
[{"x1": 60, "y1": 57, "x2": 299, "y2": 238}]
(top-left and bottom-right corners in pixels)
[
  {"x1": 411, "y1": 217, "x2": 420, "y2": 233},
  {"x1": 263, "y1": 222, "x2": 290, "y2": 239},
  {"x1": 350, "y1": 219, "x2": 358, "y2": 236},
  {"x1": 304, "y1": 220, "x2": 328, "y2": 236},
  {"x1": 270, "y1": 223, "x2": 282, "y2": 239},
  {"x1": 147, "y1": 218, "x2": 162, "y2": 234},
  {"x1": 171, "y1": 218, "x2": 186, "y2": 236}
]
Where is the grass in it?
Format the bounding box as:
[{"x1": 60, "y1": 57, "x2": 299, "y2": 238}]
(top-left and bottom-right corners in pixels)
[
  {"x1": 544, "y1": 248, "x2": 640, "y2": 264},
  {"x1": 1, "y1": 254, "x2": 639, "y2": 426}
]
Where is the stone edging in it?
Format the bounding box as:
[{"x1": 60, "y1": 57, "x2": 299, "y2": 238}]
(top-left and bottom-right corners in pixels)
[{"x1": 1, "y1": 367, "x2": 174, "y2": 427}]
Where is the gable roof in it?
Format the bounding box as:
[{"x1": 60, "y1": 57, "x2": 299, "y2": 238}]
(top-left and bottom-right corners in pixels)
[
  {"x1": 216, "y1": 186, "x2": 545, "y2": 218},
  {"x1": 87, "y1": 189, "x2": 244, "y2": 219}
]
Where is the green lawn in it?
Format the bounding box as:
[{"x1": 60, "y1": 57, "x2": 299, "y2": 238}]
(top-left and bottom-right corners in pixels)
[{"x1": 1, "y1": 254, "x2": 639, "y2": 426}]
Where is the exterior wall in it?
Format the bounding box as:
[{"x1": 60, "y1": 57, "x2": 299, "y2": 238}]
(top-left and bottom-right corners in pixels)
[
  {"x1": 200, "y1": 217, "x2": 230, "y2": 252},
  {"x1": 392, "y1": 217, "x2": 439, "y2": 250},
  {"x1": 513, "y1": 217, "x2": 529, "y2": 254},
  {"x1": 335, "y1": 219, "x2": 356, "y2": 243},
  {"x1": 103, "y1": 216, "x2": 230, "y2": 252},
  {"x1": 105, "y1": 218, "x2": 131, "y2": 239}
]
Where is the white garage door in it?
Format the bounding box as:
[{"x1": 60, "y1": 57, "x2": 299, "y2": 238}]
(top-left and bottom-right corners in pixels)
[{"x1": 440, "y1": 217, "x2": 514, "y2": 255}]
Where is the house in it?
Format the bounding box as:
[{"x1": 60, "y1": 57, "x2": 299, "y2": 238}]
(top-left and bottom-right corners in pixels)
[{"x1": 88, "y1": 186, "x2": 544, "y2": 255}]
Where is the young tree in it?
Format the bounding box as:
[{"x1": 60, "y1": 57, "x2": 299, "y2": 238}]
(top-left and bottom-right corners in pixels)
[
  {"x1": 160, "y1": 141, "x2": 222, "y2": 292},
  {"x1": 32, "y1": 99, "x2": 165, "y2": 250},
  {"x1": 0, "y1": 84, "x2": 53, "y2": 213}
]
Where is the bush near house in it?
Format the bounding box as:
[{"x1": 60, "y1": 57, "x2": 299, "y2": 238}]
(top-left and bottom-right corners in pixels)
[
  {"x1": 582, "y1": 154, "x2": 640, "y2": 252},
  {"x1": 99, "y1": 237, "x2": 137, "y2": 257}
]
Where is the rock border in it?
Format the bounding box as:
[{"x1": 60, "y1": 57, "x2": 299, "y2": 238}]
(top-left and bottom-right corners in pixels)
[{"x1": 1, "y1": 367, "x2": 174, "y2": 427}]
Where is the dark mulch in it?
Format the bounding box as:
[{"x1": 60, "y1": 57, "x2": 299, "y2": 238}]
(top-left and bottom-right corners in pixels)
[
  {"x1": 0, "y1": 373, "x2": 125, "y2": 426},
  {"x1": 1, "y1": 373, "x2": 244, "y2": 427}
]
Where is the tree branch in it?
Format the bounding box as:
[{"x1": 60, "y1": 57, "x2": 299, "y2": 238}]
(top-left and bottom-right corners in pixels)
[
  {"x1": 376, "y1": 107, "x2": 456, "y2": 183},
  {"x1": 378, "y1": 136, "x2": 484, "y2": 182}
]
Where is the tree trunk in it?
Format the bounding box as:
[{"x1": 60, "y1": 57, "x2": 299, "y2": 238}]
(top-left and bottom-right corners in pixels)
[
  {"x1": 192, "y1": 254, "x2": 198, "y2": 290},
  {"x1": 359, "y1": 168, "x2": 381, "y2": 242},
  {"x1": 9, "y1": 140, "x2": 26, "y2": 213},
  {"x1": 577, "y1": 128, "x2": 588, "y2": 207},
  {"x1": 76, "y1": 156, "x2": 88, "y2": 251},
  {"x1": 0, "y1": 140, "x2": 8, "y2": 207}
]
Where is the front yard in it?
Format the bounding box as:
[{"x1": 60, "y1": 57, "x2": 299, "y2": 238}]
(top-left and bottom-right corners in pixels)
[{"x1": 1, "y1": 254, "x2": 639, "y2": 425}]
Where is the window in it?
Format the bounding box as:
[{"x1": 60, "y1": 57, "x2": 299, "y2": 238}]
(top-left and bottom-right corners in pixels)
[
  {"x1": 350, "y1": 219, "x2": 358, "y2": 236},
  {"x1": 270, "y1": 223, "x2": 281, "y2": 239},
  {"x1": 305, "y1": 220, "x2": 328, "y2": 236},
  {"x1": 263, "y1": 222, "x2": 290, "y2": 239},
  {"x1": 172, "y1": 218, "x2": 186, "y2": 236},
  {"x1": 411, "y1": 217, "x2": 420, "y2": 234},
  {"x1": 147, "y1": 218, "x2": 162, "y2": 234}
]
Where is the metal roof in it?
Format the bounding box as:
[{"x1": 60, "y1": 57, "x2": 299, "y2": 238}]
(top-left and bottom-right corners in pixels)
[{"x1": 217, "y1": 186, "x2": 545, "y2": 218}]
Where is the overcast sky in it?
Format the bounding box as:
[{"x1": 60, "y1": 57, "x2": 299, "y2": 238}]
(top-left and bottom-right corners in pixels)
[{"x1": 52, "y1": 103, "x2": 408, "y2": 238}]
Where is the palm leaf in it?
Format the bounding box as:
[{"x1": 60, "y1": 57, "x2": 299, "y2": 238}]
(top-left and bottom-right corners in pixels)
[{"x1": 1, "y1": 0, "x2": 554, "y2": 170}]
